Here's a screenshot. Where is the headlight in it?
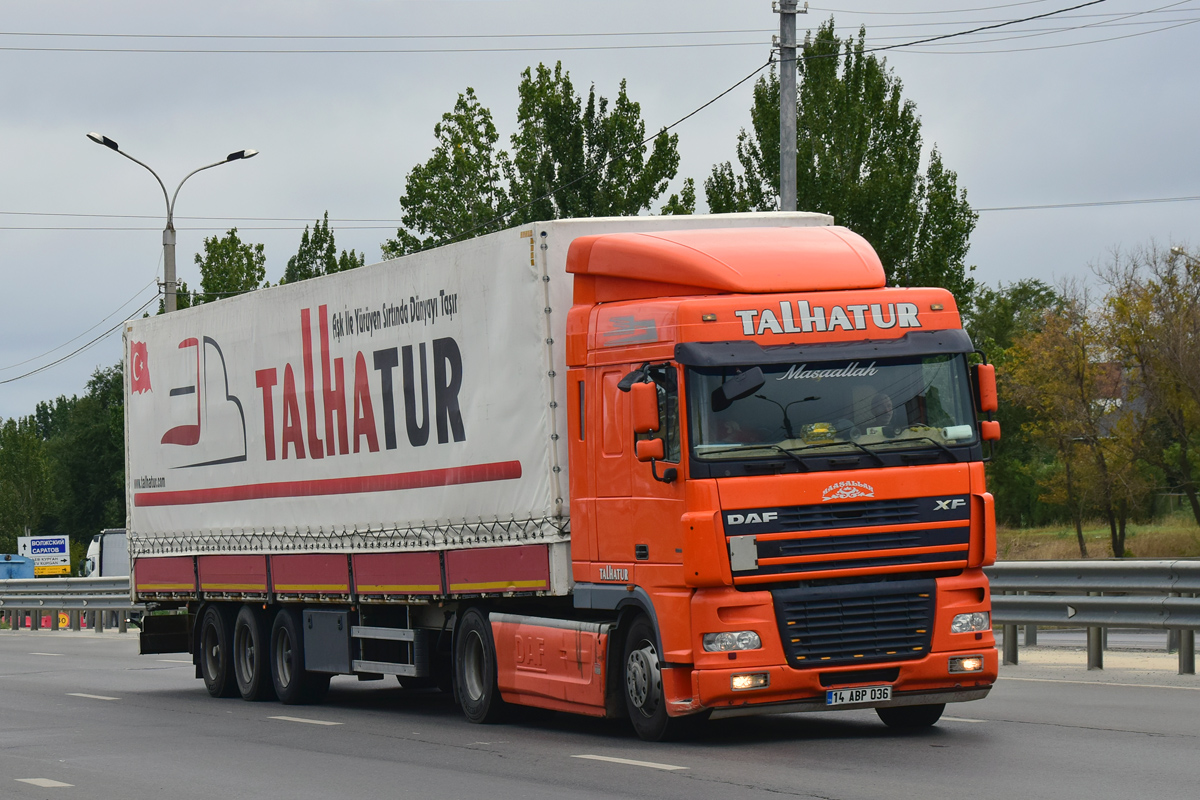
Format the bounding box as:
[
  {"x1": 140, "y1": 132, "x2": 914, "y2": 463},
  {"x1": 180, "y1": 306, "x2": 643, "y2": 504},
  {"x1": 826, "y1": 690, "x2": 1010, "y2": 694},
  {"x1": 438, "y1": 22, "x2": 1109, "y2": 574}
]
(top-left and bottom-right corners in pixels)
[
  {"x1": 951, "y1": 612, "x2": 990, "y2": 634},
  {"x1": 703, "y1": 630, "x2": 762, "y2": 652}
]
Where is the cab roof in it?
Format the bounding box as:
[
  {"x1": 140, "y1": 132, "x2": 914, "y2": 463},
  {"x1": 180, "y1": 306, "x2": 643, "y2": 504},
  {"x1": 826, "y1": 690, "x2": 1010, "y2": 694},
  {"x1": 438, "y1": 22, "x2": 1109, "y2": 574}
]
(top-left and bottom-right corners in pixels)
[{"x1": 567, "y1": 225, "x2": 886, "y2": 304}]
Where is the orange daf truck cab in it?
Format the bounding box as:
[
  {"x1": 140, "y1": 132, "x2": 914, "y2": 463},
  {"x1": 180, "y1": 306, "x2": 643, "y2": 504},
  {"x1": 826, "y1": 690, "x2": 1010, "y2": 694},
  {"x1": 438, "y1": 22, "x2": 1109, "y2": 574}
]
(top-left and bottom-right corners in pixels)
[{"x1": 563, "y1": 225, "x2": 998, "y2": 740}]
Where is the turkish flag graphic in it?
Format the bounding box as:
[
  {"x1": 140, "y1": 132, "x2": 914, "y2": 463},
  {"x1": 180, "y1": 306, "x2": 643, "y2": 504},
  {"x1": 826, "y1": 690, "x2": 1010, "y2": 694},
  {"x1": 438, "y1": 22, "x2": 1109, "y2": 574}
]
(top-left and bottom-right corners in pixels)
[{"x1": 130, "y1": 341, "x2": 152, "y2": 394}]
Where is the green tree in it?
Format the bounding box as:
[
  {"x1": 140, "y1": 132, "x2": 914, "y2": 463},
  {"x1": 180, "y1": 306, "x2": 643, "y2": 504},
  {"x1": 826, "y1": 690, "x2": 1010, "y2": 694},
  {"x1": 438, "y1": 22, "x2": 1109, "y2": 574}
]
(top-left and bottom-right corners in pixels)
[
  {"x1": 0, "y1": 415, "x2": 53, "y2": 552},
  {"x1": 37, "y1": 365, "x2": 125, "y2": 542},
  {"x1": 282, "y1": 211, "x2": 365, "y2": 284},
  {"x1": 705, "y1": 20, "x2": 977, "y2": 310},
  {"x1": 383, "y1": 64, "x2": 683, "y2": 257},
  {"x1": 193, "y1": 228, "x2": 266, "y2": 304},
  {"x1": 382, "y1": 88, "x2": 512, "y2": 258},
  {"x1": 506, "y1": 62, "x2": 681, "y2": 222},
  {"x1": 969, "y1": 280, "x2": 1063, "y2": 528}
]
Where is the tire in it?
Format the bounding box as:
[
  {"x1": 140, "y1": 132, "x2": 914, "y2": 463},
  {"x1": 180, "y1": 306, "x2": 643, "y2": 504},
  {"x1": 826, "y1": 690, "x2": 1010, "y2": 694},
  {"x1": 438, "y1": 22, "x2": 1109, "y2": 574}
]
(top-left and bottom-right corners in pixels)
[
  {"x1": 269, "y1": 607, "x2": 329, "y2": 705},
  {"x1": 199, "y1": 605, "x2": 237, "y2": 698},
  {"x1": 622, "y1": 616, "x2": 702, "y2": 741},
  {"x1": 233, "y1": 605, "x2": 275, "y2": 701},
  {"x1": 454, "y1": 607, "x2": 505, "y2": 724},
  {"x1": 876, "y1": 703, "x2": 945, "y2": 729}
]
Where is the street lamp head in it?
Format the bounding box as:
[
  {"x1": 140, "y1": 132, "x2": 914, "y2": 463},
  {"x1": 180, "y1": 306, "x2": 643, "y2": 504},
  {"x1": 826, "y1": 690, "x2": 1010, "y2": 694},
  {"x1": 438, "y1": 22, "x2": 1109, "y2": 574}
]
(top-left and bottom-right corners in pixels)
[
  {"x1": 86, "y1": 132, "x2": 120, "y2": 151},
  {"x1": 226, "y1": 149, "x2": 258, "y2": 161},
  {"x1": 1171, "y1": 246, "x2": 1185, "y2": 256}
]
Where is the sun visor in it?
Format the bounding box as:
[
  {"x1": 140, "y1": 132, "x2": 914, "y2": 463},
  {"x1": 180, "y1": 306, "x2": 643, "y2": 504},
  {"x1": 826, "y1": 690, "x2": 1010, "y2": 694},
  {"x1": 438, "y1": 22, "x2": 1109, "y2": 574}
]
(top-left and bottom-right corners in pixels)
[{"x1": 675, "y1": 329, "x2": 975, "y2": 367}]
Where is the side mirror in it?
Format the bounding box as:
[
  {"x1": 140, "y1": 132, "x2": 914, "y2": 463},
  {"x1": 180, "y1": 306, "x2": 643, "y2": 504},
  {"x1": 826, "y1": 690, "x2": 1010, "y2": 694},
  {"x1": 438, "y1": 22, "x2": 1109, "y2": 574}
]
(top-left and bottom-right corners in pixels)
[
  {"x1": 635, "y1": 438, "x2": 664, "y2": 462},
  {"x1": 981, "y1": 420, "x2": 1001, "y2": 441},
  {"x1": 712, "y1": 366, "x2": 766, "y2": 412},
  {"x1": 631, "y1": 381, "x2": 660, "y2": 433},
  {"x1": 973, "y1": 363, "x2": 998, "y2": 413}
]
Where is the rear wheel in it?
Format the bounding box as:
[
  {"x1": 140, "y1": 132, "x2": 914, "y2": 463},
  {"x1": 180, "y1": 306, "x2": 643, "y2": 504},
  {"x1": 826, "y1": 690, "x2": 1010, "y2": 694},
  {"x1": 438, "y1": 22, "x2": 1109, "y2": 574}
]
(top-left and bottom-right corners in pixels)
[
  {"x1": 233, "y1": 605, "x2": 275, "y2": 701},
  {"x1": 199, "y1": 605, "x2": 237, "y2": 698},
  {"x1": 454, "y1": 607, "x2": 505, "y2": 724},
  {"x1": 270, "y1": 607, "x2": 330, "y2": 705},
  {"x1": 876, "y1": 703, "x2": 945, "y2": 729}
]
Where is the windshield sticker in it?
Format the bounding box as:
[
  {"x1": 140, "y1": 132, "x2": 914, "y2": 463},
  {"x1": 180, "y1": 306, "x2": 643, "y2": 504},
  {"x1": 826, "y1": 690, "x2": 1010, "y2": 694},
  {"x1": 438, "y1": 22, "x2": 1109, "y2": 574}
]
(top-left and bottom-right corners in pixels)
[
  {"x1": 734, "y1": 301, "x2": 921, "y2": 336},
  {"x1": 776, "y1": 362, "x2": 878, "y2": 381},
  {"x1": 822, "y1": 480, "x2": 875, "y2": 502}
]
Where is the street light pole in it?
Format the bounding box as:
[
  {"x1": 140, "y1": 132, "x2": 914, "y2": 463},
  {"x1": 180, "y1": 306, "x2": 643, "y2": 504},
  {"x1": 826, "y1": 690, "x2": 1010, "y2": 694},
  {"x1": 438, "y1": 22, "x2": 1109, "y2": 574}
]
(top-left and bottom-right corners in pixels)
[{"x1": 86, "y1": 133, "x2": 258, "y2": 312}]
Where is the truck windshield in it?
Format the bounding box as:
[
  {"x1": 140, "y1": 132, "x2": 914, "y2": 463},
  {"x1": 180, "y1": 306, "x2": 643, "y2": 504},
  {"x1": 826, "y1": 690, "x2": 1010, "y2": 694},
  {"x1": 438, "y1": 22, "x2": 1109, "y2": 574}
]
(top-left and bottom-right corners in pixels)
[{"x1": 687, "y1": 353, "x2": 978, "y2": 462}]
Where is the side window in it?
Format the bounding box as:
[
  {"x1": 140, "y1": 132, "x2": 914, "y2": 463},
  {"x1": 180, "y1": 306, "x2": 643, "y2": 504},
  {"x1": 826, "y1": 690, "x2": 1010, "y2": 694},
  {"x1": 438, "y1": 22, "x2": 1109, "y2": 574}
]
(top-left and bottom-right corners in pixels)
[{"x1": 635, "y1": 363, "x2": 680, "y2": 463}]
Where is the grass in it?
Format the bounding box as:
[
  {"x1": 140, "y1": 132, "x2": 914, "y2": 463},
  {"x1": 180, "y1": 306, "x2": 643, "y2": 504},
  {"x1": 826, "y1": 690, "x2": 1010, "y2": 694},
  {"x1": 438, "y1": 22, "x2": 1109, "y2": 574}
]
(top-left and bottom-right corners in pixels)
[{"x1": 997, "y1": 513, "x2": 1200, "y2": 560}]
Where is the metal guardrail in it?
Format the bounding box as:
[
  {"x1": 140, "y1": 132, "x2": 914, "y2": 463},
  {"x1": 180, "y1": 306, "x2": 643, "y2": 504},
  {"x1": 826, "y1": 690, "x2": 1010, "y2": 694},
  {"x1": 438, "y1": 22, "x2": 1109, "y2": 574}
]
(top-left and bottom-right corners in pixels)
[
  {"x1": 0, "y1": 576, "x2": 142, "y2": 633},
  {"x1": 986, "y1": 560, "x2": 1199, "y2": 675}
]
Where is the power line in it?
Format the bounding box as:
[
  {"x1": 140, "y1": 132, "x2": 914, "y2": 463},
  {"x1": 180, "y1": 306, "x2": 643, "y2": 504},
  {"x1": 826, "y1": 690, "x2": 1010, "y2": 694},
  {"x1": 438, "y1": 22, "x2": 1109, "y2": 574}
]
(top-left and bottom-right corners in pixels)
[
  {"x1": 809, "y1": 1, "x2": 1057, "y2": 15},
  {"x1": 0, "y1": 275, "x2": 160, "y2": 372},
  {"x1": 977, "y1": 195, "x2": 1200, "y2": 212},
  {"x1": 902, "y1": 16, "x2": 1199, "y2": 52},
  {"x1": 0, "y1": 293, "x2": 159, "y2": 386},
  {"x1": 0, "y1": 28, "x2": 775, "y2": 41}
]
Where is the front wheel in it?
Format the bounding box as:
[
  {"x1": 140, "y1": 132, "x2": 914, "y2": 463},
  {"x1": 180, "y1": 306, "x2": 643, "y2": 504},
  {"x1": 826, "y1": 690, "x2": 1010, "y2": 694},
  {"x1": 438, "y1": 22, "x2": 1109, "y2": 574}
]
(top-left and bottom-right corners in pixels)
[
  {"x1": 622, "y1": 616, "x2": 704, "y2": 741},
  {"x1": 877, "y1": 703, "x2": 945, "y2": 729},
  {"x1": 454, "y1": 607, "x2": 505, "y2": 724}
]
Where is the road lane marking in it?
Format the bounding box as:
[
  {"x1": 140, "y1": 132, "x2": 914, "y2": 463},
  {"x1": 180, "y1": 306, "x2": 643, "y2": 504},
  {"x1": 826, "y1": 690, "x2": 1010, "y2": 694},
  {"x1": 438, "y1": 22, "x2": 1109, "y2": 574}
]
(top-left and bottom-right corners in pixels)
[
  {"x1": 269, "y1": 715, "x2": 343, "y2": 726},
  {"x1": 29, "y1": 653, "x2": 63, "y2": 656},
  {"x1": 66, "y1": 693, "x2": 119, "y2": 701},
  {"x1": 157, "y1": 659, "x2": 192, "y2": 663},
  {"x1": 16, "y1": 778, "x2": 73, "y2": 788},
  {"x1": 572, "y1": 754, "x2": 687, "y2": 771},
  {"x1": 1003, "y1": 676, "x2": 1200, "y2": 692},
  {"x1": 942, "y1": 716, "x2": 987, "y2": 723}
]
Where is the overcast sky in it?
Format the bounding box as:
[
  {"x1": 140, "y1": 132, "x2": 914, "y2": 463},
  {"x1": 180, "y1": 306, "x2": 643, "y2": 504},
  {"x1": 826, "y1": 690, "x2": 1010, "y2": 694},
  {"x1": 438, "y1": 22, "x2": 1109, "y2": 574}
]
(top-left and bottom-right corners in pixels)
[{"x1": 1, "y1": 0, "x2": 1197, "y2": 419}]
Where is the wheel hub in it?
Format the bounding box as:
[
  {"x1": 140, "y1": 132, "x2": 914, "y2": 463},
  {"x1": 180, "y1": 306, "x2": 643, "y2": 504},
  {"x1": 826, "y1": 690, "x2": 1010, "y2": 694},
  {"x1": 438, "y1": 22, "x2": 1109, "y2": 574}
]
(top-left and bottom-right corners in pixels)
[{"x1": 625, "y1": 644, "x2": 660, "y2": 713}]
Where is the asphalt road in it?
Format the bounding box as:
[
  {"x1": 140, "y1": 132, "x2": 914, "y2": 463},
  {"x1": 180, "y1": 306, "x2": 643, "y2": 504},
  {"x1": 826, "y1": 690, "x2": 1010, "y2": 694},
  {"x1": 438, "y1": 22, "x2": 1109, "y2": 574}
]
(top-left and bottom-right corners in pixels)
[{"x1": 1, "y1": 630, "x2": 1197, "y2": 800}]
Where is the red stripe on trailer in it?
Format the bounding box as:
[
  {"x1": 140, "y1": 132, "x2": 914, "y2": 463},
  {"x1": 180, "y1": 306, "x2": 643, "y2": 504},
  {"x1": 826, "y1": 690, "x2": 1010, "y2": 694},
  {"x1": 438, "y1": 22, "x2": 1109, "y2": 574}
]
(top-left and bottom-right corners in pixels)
[
  {"x1": 132, "y1": 460, "x2": 522, "y2": 506},
  {"x1": 198, "y1": 555, "x2": 268, "y2": 592},
  {"x1": 445, "y1": 544, "x2": 550, "y2": 594},
  {"x1": 134, "y1": 556, "x2": 196, "y2": 593},
  {"x1": 271, "y1": 554, "x2": 350, "y2": 593},
  {"x1": 352, "y1": 552, "x2": 444, "y2": 595}
]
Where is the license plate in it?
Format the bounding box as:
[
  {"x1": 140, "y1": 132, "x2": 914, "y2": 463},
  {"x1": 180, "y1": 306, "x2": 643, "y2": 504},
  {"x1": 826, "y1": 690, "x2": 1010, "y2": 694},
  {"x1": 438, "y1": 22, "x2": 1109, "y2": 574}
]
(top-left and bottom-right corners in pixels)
[{"x1": 826, "y1": 685, "x2": 892, "y2": 706}]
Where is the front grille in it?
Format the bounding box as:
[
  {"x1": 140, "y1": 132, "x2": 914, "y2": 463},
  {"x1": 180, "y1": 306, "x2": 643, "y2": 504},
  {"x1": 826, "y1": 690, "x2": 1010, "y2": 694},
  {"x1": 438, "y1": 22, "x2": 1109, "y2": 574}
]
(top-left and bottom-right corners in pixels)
[
  {"x1": 774, "y1": 499, "x2": 923, "y2": 531},
  {"x1": 773, "y1": 578, "x2": 936, "y2": 667}
]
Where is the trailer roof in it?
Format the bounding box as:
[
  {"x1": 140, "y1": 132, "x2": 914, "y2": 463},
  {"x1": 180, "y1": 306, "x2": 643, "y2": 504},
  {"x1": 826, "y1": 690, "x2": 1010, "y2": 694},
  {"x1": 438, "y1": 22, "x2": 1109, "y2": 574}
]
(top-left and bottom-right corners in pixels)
[{"x1": 566, "y1": 225, "x2": 886, "y2": 302}]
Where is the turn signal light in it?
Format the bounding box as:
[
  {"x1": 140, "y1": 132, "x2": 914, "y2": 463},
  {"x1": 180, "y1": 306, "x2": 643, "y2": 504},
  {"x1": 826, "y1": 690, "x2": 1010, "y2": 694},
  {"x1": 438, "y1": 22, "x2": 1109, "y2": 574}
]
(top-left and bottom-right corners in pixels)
[{"x1": 731, "y1": 672, "x2": 769, "y2": 691}]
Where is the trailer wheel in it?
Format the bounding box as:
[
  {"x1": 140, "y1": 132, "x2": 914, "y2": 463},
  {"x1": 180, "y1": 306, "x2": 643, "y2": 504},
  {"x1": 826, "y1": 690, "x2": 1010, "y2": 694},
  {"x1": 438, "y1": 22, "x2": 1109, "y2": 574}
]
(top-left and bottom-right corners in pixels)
[
  {"x1": 199, "y1": 605, "x2": 237, "y2": 698},
  {"x1": 233, "y1": 605, "x2": 275, "y2": 701},
  {"x1": 622, "y1": 616, "x2": 701, "y2": 741},
  {"x1": 454, "y1": 607, "x2": 505, "y2": 724},
  {"x1": 270, "y1": 607, "x2": 330, "y2": 705},
  {"x1": 876, "y1": 703, "x2": 945, "y2": 729}
]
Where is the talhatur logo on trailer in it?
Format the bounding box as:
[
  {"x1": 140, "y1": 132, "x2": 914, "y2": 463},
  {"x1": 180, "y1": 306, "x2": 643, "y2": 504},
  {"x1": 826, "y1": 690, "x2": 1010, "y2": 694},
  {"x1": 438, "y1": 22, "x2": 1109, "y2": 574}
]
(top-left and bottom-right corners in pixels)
[
  {"x1": 159, "y1": 336, "x2": 248, "y2": 469},
  {"x1": 130, "y1": 341, "x2": 152, "y2": 394},
  {"x1": 822, "y1": 480, "x2": 875, "y2": 502}
]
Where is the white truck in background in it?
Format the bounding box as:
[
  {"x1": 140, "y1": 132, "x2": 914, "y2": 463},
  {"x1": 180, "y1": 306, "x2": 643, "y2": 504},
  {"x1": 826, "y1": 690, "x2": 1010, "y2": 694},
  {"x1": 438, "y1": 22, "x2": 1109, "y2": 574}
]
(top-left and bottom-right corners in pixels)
[{"x1": 82, "y1": 529, "x2": 129, "y2": 578}]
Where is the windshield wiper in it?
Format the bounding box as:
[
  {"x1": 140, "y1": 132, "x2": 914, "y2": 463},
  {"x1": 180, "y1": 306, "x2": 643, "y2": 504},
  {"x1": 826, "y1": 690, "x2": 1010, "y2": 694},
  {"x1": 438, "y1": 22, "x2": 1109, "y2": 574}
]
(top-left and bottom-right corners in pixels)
[
  {"x1": 696, "y1": 443, "x2": 809, "y2": 471},
  {"x1": 833, "y1": 439, "x2": 885, "y2": 467},
  {"x1": 894, "y1": 436, "x2": 959, "y2": 461}
]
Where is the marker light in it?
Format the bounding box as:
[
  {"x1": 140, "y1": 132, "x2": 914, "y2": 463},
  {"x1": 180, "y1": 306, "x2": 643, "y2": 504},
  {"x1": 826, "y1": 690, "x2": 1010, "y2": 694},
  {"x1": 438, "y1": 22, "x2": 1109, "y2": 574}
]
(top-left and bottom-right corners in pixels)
[
  {"x1": 731, "y1": 672, "x2": 769, "y2": 691},
  {"x1": 949, "y1": 655, "x2": 986, "y2": 673},
  {"x1": 703, "y1": 631, "x2": 762, "y2": 652},
  {"x1": 951, "y1": 612, "x2": 990, "y2": 634}
]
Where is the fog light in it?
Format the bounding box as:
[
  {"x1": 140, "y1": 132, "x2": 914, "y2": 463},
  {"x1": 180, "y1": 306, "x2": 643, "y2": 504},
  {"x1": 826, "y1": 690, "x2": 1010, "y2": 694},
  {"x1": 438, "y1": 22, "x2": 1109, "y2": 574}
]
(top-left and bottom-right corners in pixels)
[
  {"x1": 949, "y1": 655, "x2": 985, "y2": 673},
  {"x1": 731, "y1": 672, "x2": 769, "y2": 691},
  {"x1": 703, "y1": 630, "x2": 762, "y2": 652},
  {"x1": 951, "y1": 612, "x2": 990, "y2": 634}
]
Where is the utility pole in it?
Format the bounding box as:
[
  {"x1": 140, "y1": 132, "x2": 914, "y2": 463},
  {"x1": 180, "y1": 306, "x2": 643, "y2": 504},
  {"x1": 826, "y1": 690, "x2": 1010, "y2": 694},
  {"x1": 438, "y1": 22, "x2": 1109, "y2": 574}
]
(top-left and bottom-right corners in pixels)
[{"x1": 776, "y1": 1, "x2": 805, "y2": 211}]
